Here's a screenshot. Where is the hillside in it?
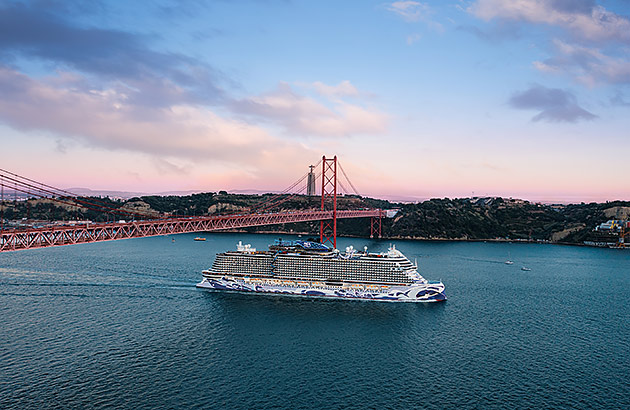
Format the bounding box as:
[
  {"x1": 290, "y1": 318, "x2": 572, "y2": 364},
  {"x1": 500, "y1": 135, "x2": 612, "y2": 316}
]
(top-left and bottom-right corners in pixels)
[
  {"x1": 2, "y1": 193, "x2": 628, "y2": 245},
  {"x1": 384, "y1": 197, "x2": 627, "y2": 244}
]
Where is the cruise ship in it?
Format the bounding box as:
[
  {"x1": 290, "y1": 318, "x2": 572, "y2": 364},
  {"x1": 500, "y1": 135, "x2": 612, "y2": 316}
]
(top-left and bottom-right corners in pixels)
[{"x1": 196, "y1": 239, "x2": 446, "y2": 302}]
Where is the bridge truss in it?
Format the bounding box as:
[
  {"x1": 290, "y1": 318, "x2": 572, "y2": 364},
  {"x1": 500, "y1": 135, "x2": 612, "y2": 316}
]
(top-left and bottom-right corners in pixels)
[{"x1": 0, "y1": 209, "x2": 384, "y2": 252}]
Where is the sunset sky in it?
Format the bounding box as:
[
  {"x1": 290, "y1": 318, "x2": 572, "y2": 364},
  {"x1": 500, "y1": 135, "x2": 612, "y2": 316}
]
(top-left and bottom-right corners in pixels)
[{"x1": 1, "y1": 0, "x2": 629, "y2": 203}]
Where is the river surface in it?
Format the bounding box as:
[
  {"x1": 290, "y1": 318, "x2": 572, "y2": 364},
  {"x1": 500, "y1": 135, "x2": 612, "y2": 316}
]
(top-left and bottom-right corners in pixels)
[{"x1": 1, "y1": 233, "x2": 629, "y2": 409}]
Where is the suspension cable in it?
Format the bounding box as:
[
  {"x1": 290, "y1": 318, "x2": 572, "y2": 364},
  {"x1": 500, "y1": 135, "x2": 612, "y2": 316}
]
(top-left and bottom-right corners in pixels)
[
  {"x1": 248, "y1": 159, "x2": 322, "y2": 213},
  {"x1": 0, "y1": 170, "x2": 162, "y2": 219},
  {"x1": 337, "y1": 161, "x2": 360, "y2": 196}
]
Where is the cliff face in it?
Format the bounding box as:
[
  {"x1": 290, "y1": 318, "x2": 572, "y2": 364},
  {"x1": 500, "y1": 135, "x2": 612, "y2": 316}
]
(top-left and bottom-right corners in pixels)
[{"x1": 603, "y1": 206, "x2": 630, "y2": 220}]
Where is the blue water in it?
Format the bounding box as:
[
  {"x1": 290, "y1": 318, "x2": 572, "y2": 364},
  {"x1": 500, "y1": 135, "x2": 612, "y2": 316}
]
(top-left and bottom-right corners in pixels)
[{"x1": 1, "y1": 233, "x2": 629, "y2": 409}]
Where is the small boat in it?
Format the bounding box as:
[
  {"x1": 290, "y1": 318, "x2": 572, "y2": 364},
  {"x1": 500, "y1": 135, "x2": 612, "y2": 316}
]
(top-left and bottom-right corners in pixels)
[
  {"x1": 521, "y1": 266, "x2": 531, "y2": 271},
  {"x1": 505, "y1": 251, "x2": 513, "y2": 265},
  {"x1": 194, "y1": 237, "x2": 206, "y2": 241}
]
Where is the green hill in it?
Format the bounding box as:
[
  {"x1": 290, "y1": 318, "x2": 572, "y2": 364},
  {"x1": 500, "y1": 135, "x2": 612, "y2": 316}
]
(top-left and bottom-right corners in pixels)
[{"x1": 2, "y1": 193, "x2": 628, "y2": 245}]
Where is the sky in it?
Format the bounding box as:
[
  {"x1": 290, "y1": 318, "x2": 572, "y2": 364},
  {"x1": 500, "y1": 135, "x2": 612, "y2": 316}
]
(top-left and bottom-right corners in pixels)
[{"x1": 0, "y1": 0, "x2": 629, "y2": 203}]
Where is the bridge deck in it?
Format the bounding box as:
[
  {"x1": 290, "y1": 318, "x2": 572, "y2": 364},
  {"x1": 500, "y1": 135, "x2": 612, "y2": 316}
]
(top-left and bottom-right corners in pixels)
[{"x1": 0, "y1": 209, "x2": 384, "y2": 252}]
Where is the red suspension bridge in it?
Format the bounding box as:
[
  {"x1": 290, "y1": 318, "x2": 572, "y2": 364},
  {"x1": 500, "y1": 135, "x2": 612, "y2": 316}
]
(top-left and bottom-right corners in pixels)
[{"x1": 0, "y1": 156, "x2": 388, "y2": 252}]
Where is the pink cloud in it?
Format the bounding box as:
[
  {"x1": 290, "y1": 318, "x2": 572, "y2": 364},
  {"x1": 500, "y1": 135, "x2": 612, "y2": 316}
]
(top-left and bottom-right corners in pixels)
[
  {"x1": 0, "y1": 67, "x2": 314, "y2": 168},
  {"x1": 309, "y1": 80, "x2": 359, "y2": 98},
  {"x1": 233, "y1": 82, "x2": 389, "y2": 137}
]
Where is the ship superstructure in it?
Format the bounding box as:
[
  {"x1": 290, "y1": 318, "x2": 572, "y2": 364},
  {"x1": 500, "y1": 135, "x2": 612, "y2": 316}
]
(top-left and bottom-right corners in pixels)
[{"x1": 196, "y1": 240, "x2": 446, "y2": 302}]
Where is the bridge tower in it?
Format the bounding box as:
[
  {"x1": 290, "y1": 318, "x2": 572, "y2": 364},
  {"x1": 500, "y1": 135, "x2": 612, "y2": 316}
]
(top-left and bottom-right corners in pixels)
[{"x1": 319, "y1": 156, "x2": 337, "y2": 248}]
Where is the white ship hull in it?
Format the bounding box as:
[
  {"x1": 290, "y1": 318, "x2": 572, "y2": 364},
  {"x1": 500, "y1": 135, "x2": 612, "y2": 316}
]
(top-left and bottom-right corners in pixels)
[{"x1": 196, "y1": 277, "x2": 446, "y2": 303}]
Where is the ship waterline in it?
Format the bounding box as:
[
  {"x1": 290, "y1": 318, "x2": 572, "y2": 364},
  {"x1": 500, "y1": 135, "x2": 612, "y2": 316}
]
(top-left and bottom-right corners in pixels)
[{"x1": 197, "y1": 240, "x2": 446, "y2": 302}]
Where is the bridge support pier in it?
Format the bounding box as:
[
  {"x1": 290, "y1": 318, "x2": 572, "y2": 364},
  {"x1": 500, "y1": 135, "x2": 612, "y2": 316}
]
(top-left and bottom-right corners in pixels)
[{"x1": 370, "y1": 216, "x2": 382, "y2": 239}]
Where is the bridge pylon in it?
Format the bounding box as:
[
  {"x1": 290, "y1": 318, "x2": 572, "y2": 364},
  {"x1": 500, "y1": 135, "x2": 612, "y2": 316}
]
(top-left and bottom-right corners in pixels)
[
  {"x1": 370, "y1": 216, "x2": 382, "y2": 239},
  {"x1": 319, "y1": 155, "x2": 337, "y2": 248}
]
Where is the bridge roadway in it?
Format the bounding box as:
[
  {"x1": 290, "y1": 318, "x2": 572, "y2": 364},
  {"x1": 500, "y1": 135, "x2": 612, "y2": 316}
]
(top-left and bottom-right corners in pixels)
[{"x1": 0, "y1": 209, "x2": 385, "y2": 252}]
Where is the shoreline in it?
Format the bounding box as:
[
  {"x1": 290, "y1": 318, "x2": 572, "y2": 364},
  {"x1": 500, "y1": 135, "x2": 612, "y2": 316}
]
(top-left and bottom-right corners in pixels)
[{"x1": 201, "y1": 229, "x2": 628, "y2": 249}]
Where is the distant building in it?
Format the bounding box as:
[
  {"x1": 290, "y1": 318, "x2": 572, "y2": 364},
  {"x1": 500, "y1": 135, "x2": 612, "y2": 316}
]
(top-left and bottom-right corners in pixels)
[
  {"x1": 595, "y1": 219, "x2": 630, "y2": 232},
  {"x1": 307, "y1": 165, "x2": 316, "y2": 196}
]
